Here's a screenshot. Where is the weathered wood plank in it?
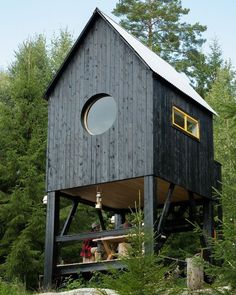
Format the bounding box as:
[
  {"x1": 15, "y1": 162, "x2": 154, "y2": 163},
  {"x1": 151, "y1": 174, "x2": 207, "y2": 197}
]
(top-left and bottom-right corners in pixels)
[
  {"x1": 47, "y1": 17, "x2": 154, "y2": 190},
  {"x1": 202, "y1": 200, "x2": 214, "y2": 262},
  {"x1": 77, "y1": 48, "x2": 85, "y2": 187},
  {"x1": 153, "y1": 77, "x2": 214, "y2": 198},
  {"x1": 146, "y1": 69, "x2": 153, "y2": 175}
]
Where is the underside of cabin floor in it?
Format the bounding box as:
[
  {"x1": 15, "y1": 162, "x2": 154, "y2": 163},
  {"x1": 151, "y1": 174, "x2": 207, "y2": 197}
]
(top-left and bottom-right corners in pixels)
[{"x1": 60, "y1": 176, "x2": 202, "y2": 210}]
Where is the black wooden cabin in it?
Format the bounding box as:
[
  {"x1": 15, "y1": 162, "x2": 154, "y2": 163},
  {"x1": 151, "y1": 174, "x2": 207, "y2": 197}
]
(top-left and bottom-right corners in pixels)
[{"x1": 43, "y1": 8, "x2": 221, "y2": 289}]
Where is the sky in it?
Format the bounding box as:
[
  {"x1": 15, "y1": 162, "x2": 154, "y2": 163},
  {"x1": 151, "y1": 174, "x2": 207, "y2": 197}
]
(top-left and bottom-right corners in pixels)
[{"x1": 0, "y1": 0, "x2": 236, "y2": 71}]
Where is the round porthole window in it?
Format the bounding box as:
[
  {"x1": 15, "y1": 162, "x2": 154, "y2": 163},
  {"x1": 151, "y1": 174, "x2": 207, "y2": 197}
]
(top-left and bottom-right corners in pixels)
[{"x1": 82, "y1": 94, "x2": 117, "y2": 135}]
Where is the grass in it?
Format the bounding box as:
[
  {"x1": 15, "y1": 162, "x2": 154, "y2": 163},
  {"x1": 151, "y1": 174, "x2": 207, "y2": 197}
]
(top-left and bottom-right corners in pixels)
[{"x1": 0, "y1": 278, "x2": 30, "y2": 295}]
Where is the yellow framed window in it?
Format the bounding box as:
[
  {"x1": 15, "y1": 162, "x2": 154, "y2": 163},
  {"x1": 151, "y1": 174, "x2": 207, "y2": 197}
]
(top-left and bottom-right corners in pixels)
[{"x1": 172, "y1": 106, "x2": 200, "y2": 139}]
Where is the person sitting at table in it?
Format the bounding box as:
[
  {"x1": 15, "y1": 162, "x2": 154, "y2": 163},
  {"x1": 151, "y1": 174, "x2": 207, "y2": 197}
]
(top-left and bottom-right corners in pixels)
[
  {"x1": 122, "y1": 218, "x2": 132, "y2": 229},
  {"x1": 80, "y1": 222, "x2": 101, "y2": 263}
]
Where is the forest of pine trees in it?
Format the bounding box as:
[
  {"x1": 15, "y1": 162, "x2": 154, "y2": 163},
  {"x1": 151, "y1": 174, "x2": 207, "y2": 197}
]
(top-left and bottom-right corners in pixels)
[{"x1": 0, "y1": 1, "x2": 236, "y2": 293}]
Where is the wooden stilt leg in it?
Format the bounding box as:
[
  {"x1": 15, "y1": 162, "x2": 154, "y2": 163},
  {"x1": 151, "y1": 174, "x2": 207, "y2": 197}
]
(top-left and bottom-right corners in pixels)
[
  {"x1": 43, "y1": 191, "x2": 60, "y2": 290},
  {"x1": 97, "y1": 209, "x2": 106, "y2": 230},
  {"x1": 144, "y1": 175, "x2": 157, "y2": 255},
  {"x1": 202, "y1": 200, "x2": 214, "y2": 263},
  {"x1": 188, "y1": 191, "x2": 197, "y2": 222}
]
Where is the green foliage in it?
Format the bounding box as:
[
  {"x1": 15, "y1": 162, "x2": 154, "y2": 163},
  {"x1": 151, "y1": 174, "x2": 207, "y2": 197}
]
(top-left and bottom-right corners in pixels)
[
  {"x1": 207, "y1": 65, "x2": 236, "y2": 203},
  {"x1": 60, "y1": 275, "x2": 85, "y2": 291},
  {"x1": 113, "y1": 0, "x2": 206, "y2": 59},
  {"x1": 113, "y1": 2, "x2": 227, "y2": 99},
  {"x1": 206, "y1": 65, "x2": 236, "y2": 217},
  {"x1": 161, "y1": 231, "x2": 201, "y2": 261},
  {"x1": 0, "y1": 36, "x2": 50, "y2": 288},
  {"x1": 202, "y1": 189, "x2": 236, "y2": 291},
  {"x1": 113, "y1": 0, "x2": 207, "y2": 86},
  {"x1": 207, "y1": 39, "x2": 224, "y2": 90},
  {"x1": 0, "y1": 72, "x2": 11, "y2": 105},
  {"x1": 96, "y1": 256, "x2": 174, "y2": 295},
  {"x1": 204, "y1": 61, "x2": 236, "y2": 290},
  {"x1": 62, "y1": 245, "x2": 179, "y2": 295},
  {"x1": 50, "y1": 28, "x2": 74, "y2": 74},
  {"x1": 182, "y1": 39, "x2": 224, "y2": 98},
  {"x1": 0, "y1": 31, "x2": 73, "y2": 289},
  {"x1": 0, "y1": 278, "x2": 29, "y2": 295}
]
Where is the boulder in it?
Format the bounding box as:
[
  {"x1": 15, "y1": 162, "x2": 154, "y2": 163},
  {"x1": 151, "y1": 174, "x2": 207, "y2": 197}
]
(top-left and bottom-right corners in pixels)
[{"x1": 40, "y1": 288, "x2": 118, "y2": 295}]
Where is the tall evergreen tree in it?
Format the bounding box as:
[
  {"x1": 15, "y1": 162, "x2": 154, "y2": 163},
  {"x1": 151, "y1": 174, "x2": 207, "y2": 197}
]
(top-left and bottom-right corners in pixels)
[
  {"x1": 113, "y1": 1, "x2": 226, "y2": 99},
  {"x1": 113, "y1": 0, "x2": 206, "y2": 81},
  {"x1": 50, "y1": 28, "x2": 74, "y2": 74},
  {"x1": 0, "y1": 72, "x2": 11, "y2": 105},
  {"x1": 205, "y1": 66, "x2": 236, "y2": 288},
  {"x1": 192, "y1": 39, "x2": 224, "y2": 97},
  {"x1": 207, "y1": 39, "x2": 224, "y2": 88},
  {"x1": 0, "y1": 31, "x2": 73, "y2": 288},
  {"x1": 0, "y1": 35, "x2": 50, "y2": 286},
  {"x1": 206, "y1": 65, "x2": 236, "y2": 187}
]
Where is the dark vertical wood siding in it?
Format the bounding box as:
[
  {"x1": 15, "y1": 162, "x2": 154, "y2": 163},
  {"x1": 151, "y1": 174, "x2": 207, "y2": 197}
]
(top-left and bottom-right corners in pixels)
[
  {"x1": 153, "y1": 77, "x2": 214, "y2": 197},
  {"x1": 47, "y1": 17, "x2": 153, "y2": 191}
]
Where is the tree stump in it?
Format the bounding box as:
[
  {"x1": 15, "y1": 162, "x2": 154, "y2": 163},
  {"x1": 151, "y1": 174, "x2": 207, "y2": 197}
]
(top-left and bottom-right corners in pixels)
[{"x1": 186, "y1": 257, "x2": 204, "y2": 291}]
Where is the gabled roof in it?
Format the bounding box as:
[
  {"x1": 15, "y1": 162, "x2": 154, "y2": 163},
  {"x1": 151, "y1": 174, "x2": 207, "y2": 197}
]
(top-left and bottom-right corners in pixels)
[{"x1": 45, "y1": 8, "x2": 216, "y2": 115}]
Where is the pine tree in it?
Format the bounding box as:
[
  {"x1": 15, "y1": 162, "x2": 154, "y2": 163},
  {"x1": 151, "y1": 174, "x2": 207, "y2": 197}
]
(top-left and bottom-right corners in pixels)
[
  {"x1": 205, "y1": 66, "x2": 236, "y2": 288},
  {"x1": 50, "y1": 28, "x2": 74, "y2": 74},
  {"x1": 207, "y1": 39, "x2": 224, "y2": 88},
  {"x1": 0, "y1": 35, "x2": 50, "y2": 287},
  {"x1": 190, "y1": 39, "x2": 224, "y2": 98},
  {"x1": 0, "y1": 72, "x2": 11, "y2": 105},
  {"x1": 113, "y1": 0, "x2": 206, "y2": 82},
  {"x1": 112, "y1": 1, "x2": 227, "y2": 100},
  {"x1": 0, "y1": 31, "x2": 73, "y2": 288},
  {"x1": 206, "y1": 65, "x2": 236, "y2": 187}
]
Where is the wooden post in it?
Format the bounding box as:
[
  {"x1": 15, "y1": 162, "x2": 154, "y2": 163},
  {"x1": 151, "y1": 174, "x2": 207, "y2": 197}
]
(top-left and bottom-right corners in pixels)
[
  {"x1": 202, "y1": 200, "x2": 214, "y2": 262},
  {"x1": 43, "y1": 191, "x2": 60, "y2": 290},
  {"x1": 144, "y1": 175, "x2": 157, "y2": 255},
  {"x1": 97, "y1": 209, "x2": 106, "y2": 230},
  {"x1": 188, "y1": 191, "x2": 197, "y2": 222}
]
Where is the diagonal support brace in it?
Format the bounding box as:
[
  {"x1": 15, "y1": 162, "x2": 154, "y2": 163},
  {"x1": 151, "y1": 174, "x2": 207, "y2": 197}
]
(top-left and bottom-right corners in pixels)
[
  {"x1": 60, "y1": 199, "x2": 79, "y2": 236},
  {"x1": 157, "y1": 183, "x2": 175, "y2": 235}
]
